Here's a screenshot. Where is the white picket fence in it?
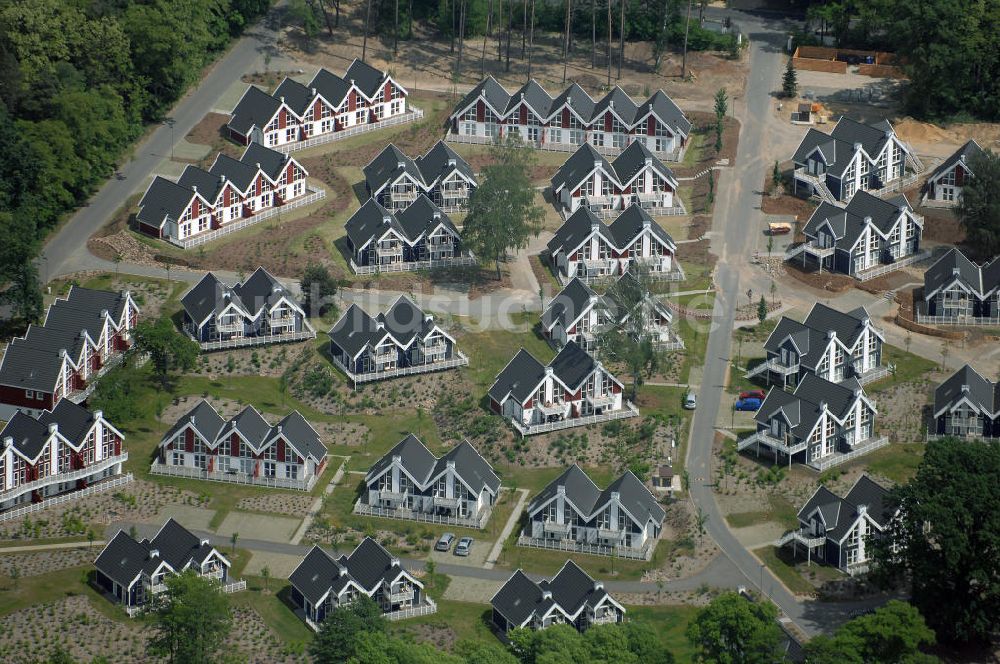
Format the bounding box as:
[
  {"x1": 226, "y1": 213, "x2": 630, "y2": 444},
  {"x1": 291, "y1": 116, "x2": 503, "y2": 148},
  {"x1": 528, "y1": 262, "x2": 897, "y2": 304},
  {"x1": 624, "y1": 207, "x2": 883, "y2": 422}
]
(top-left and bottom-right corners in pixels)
[
  {"x1": 353, "y1": 501, "x2": 492, "y2": 530},
  {"x1": 349, "y1": 255, "x2": 477, "y2": 275},
  {"x1": 385, "y1": 599, "x2": 438, "y2": 622},
  {"x1": 512, "y1": 402, "x2": 639, "y2": 436},
  {"x1": 0, "y1": 473, "x2": 133, "y2": 523},
  {"x1": 446, "y1": 132, "x2": 685, "y2": 162},
  {"x1": 331, "y1": 352, "x2": 469, "y2": 385},
  {"x1": 517, "y1": 535, "x2": 653, "y2": 561},
  {"x1": 915, "y1": 314, "x2": 1000, "y2": 326},
  {"x1": 195, "y1": 327, "x2": 317, "y2": 352},
  {"x1": 168, "y1": 188, "x2": 326, "y2": 249},
  {"x1": 854, "y1": 250, "x2": 931, "y2": 282},
  {"x1": 275, "y1": 108, "x2": 425, "y2": 154}
]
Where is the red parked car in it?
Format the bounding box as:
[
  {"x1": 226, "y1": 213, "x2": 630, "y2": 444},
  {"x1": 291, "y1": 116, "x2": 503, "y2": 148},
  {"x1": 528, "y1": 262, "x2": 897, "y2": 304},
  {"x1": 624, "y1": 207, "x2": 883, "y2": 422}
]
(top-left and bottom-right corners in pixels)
[{"x1": 739, "y1": 389, "x2": 767, "y2": 401}]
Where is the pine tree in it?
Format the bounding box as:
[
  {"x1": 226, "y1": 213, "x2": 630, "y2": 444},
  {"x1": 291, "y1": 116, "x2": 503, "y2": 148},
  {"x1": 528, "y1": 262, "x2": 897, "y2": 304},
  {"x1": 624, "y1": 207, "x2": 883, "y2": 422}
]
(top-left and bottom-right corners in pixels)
[
  {"x1": 782, "y1": 58, "x2": 798, "y2": 98},
  {"x1": 757, "y1": 295, "x2": 768, "y2": 325}
]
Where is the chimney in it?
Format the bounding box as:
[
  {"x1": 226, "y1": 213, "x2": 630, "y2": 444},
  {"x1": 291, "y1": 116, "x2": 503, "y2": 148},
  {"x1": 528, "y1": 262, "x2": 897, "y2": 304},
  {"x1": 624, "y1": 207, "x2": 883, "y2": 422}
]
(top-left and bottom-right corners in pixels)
[
  {"x1": 93, "y1": 410, "x2": 102, "y2": 422},
  {"x1": 3, "y1": 436, "x2": 12, "y2": 448},
  {"x1": 961, "y1": 384, "x2": 970, "y2": 393},
  {"x1": 392, "y1": 454, "x2": 402, "y2": 465},
  {"x1": 864, "y1": 216, "x2": 872, "y2": 225},
  {"x1": 219, "y1": 174, "x2": 226, "y2": 184},
  {"x1": 150, "y1": 549, "x2": 160, "y2": 559},
  {"x1": 376, "y1": 321, "x2": 385, "y2": 330},
  {"x1": 424, "y1": 314, "x2": 434, "y2": 324},
  {"x1": 556, "y1": 484, "x2": 566, "y2": 495},
  {"x1": 884, "y1": 129, "x2": 892, "y2": 139},
  {"x1": 447, "y1": 459, "x2": 456, "y2": 469},
  {"x1": 594, "y1": 159, "x2": 602, "y2": 170},
  {"x1": 398, "y1": 161, "x2": 406, "y2": 170},
  {"x1": 432, "y1": 211, "x2": 441, "y2": 220},
  {"x1": 383, "y1": 215, "x2": 392, "y2": 225},
  {"x1": 390, "y1": 557, "x2": 400, "y2": 568},
  {"x1": 854, "y1": 142, "x2": 862, "y2": 152},
  {"x1": 520, "y1": 92, "x2": 525, "y2": 100},
  {"x1": 644, "y1": 157, "x2": 652, "y2": 167},
  {"x1": 280, "y1": 96, "x2": 285, "y2": 104},
  {"x1": 200, "y1": 538, "x2": 210, "y2": 547},
  {"x1": 277, "y1": 425, "x2": 283, "y2": 436},
  {"x1": 854, "y1": 387, "x2": 862, "y2": 398},
  {"x1": 642, "y1": 216, "x2": 651, "y2": 229},
  {"x1": 311, "y1": 87, "x2": 317, "y2": 96},
  {"x1": 567, "y1": 96, "x2": 572, "y2": 105},
  {"x1": 350, "y1": 79, "x2": 355, "y2": 86},
  {"x1": 819, "y1": 400, "x2": 828, "y2": 412},
  {"x1": 255, "y1": 162, "x2": 261, "y2": 170},
  {"x1": 594, "y1": 581, "x2": 604, "y2": 591},
  {"x1": 542, "y1": 590, "x2": 553, "y2": 601},
  {"x1": 589, "y1": 294, "x2": 599, "y2": 305},
  {"x1": 827, "y1": 330, "x2": 837, "y2": 340},
  {"x1": 591, "y1": 221, "x2": 601, "y2": 233},
  {"x1": 191, "y1": 415, "x2": 196, "y2": 427},
  {"x1": 192, "y1": 185, "x2": 198, "y2": 193},
  {"x1": 609, "y1": 100, "x2": 615, "y2": 109},
  {"x1": 59, "y1": 348, "x2": 68, "y2": 359},
  {"x1": 447, "y1": 158, "x2": 457, "y2": 167},
  {"x1": 545, "y1": 366, "x2": 554, "y2": 378},
  {"x1": 858, "y1": 504, "x2": 868, "y2": 516},
  {"x1": 953, "y1": 267, "x2": 961, "y2": 277},
  {"x1": 339, "y1": 566, "x2": 348, "y2": 577},
  {"x1": 611, "y1": 490, "x2": 620, "y2": 500}
]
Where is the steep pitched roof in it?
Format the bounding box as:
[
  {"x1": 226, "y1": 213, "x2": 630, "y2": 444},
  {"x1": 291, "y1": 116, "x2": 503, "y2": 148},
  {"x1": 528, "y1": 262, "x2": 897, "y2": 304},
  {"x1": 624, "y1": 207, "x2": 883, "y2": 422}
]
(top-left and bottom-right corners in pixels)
[
  {"x1": 639, "y1": 90, "x2": 692, "y2": 137},
  {"x1": 394, "y1": 195, "x2": 457, "y2": 243},
  {"x1": 803, "y1": 191, "x2": 914, "y2": 251},
  {"x1": 274, "y1": 410, "x2": 327, "y2": 461},
  {"x1": 308, "y1": 69, "x2": 352, "y2": 107},
  {"x1": 610, "y1": 141, "x2": 676, "y2": 187},
  {"x1": 136, "y1": 176, "x2": 195, "y2": 228},
  {"x1": 0, "y1": 410, "x2": 54, "y2": 461},
  {"x1": 792, "y1": 117, "x2": 898, "y2": 178},
  {"x1": 95, "y1": 519, "x2": 221, "y2": 589},
  {"x1": 508, "y1": 79, "x2": 555, "y2": 118},
  {"x1": 414, "y1": 141, "x2": 475, "y2": 185},
  {"x1": 327, "y1": 297, "x2": 442, "y2": 360},
  {"x1": 39, "y1": 399, "x2": 101, "y2": 449},
  {"x1": 274, "y1": 77, "x2": 315, "y2": 116},
  {"x1": 328, "y1": 303, "x2": 382, "y2": 359},
  {"x1": 541, "y1": 278, "x2": 599, "y2": 331},
  {"x1": 528, "y1": 465, "x2": 664, "y2": 526},
  {"x1": 241, "y1": 143, "x2": 290, "y2": 182},
  {"x1": 452, "y1": 76, "x2": 511, "y2": 117},
  {"x1": 491, "y1": 570, "x2": 544, "y2": 626},
  {"x1": 288, "y1": 545, "x2": 346, "y2": 605},
  {"x1": 364, "y1": 144, "x2": 425, "y2": 193},
  {"x1": 801, "y1": 302, "x2": 875, "y2": 350},
  {"x1": 492, "y1": 561, "x2": 620, "y2": 627},
  {"x1": 345, "y1": 59, "x2": 388, "y2": 98},
  {"x1": 546, "y1": 206, "x2": 611, "y2": 256},
  {"x1": 62, "y1": 286, "x2": 131, "y2": 322},
  {"x1": 550, "y1": 143, "x2": 615, "y2": 194},
  {"x1": 594, "y1": 86, "x2": 640, "y2": 125},
  {"x1": 226, "y1": 406, "x2": 272, "y2": 448},
  {"x1": 606, "y1": 205, "x2": 675, "y2": 250},
  {"x1": 178, "y1": 165, "x2": 227, "y2": 204},
  {"x1": 161, "y1": 399, "x2": 227, "y2": 445},
  {"x1": 366, "y1": 435, "x2": 501, "y2": 495},
  {"x1": 228, "y1": 85, "x2": 283, "y2": 135},
  {"x1": 488, "y1": 349, "x2": 547, "y2": 404},
  {"x1": 934, "y1": 364, "x2": 999, "y2": 418},
  {"x1": 548, "y1": 341, "x2": 598, "y2": 391},
  {"x1": 181, "y1": 273, "x2": 230, "y2": 326},
  {"x1": 923, "y1": 247, "x2": 988, "y2": 298},
  {"x1": 0, "y1": 338, "x2": 68, "y2": 392},
  {"x1": 929, "y1": 139, "x2": 987, "y2": 183},
  {"x1": 210, "y1": 153, "x2": 258, "y2": 193},
  {"x1": 367, "y1": 433, "x2": 437, "y2": 484},
  {"x1": 798, "y1": 475, "x2": 891, "y2": 540},
  {"x1": 756, "y1": 374, "x2": 865, "y2": 439}
]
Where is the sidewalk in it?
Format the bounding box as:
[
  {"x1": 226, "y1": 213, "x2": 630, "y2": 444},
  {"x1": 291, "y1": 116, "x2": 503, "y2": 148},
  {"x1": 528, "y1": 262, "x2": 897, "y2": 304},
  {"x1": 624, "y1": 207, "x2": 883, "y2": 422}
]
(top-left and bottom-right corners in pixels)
[{"x1": 483, "y1": 488, "x2": 529, "y2": 570}]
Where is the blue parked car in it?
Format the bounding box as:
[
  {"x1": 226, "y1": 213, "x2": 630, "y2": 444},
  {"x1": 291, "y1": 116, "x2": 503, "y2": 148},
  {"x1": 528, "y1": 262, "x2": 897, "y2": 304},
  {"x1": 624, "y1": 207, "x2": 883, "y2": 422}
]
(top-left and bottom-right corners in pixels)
[{"x1": 734, "y1": 397, "x2": 762, "y2": 411}]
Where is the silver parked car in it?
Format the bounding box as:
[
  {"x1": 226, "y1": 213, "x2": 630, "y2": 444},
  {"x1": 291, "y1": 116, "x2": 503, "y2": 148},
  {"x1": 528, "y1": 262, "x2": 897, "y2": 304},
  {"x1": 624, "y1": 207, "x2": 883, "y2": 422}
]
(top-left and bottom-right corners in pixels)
[
  {"x1": 684, "y1": 391, "x2": 697, "y2": 410},
  {"x1": 454, "y1": 537, "x2": 474, "y2": 557},
  {"x1": 435, "y1": 533, "x2": 456, "y2": 552}
]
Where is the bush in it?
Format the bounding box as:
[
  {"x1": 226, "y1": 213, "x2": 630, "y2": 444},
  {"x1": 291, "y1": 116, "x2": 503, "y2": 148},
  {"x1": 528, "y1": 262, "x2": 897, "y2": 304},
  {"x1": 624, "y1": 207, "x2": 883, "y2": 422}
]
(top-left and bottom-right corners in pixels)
[{"x1": 302, "y1": 365, "x2": 334, "y2": 398}]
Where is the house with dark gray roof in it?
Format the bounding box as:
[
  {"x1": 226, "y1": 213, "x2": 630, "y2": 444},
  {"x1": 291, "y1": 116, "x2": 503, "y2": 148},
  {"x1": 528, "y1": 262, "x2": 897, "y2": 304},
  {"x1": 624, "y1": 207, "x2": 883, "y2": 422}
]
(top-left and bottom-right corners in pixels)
[
  {"x1": 546, "y1": 206, "x2": 681, "y2": 284},
  {"x1": 775, "y1": 475, "x2": 894, "y2": 574},
  {"x1": 748, "y1": 303, "x2": 886, "y2": 389},
  {"x1": 790, "y1": 190, "x2": 924, "y2": 278},
  {"x1": 0, "y1": 400, "x2": 126, "y2": 512},
  {"x1": 551, "y1": 142, "x2": 682, "y2": 217},
  {"x1": 491, "y1": 561, "x2": 625, "y2": 637},
  {"x1": 227, "y1": 60, "x2": 410, "y2": 148},
  {"x1": 95, "y1": 519, "x2": 238, "y2": 614},
  {"x1": 136, "y1": 143, "x2": 309, "y2": 245},
  {"x1": 328, "y1": 296, "x2": 467, "y2": 384},
  {"x1": 448, "y1": 77, "x2": 690, "y2": 160},
  {"x1": 363, "y1": 141, "x2": 477, "y2": 212},
  {"x1": 0, "y1": 287, "x2": 138, "y2": 420},
  {"x1": 739, "y1": 374, "x2": 886, "y2": 471},
  {"x1": 932, "y1": 364, "x2": 1000, "y2": 440},
  {"x1": 520, "y1": 465, "x2": 664, "y2": 559},
  {"x1": 151, "y1": 400, "x2": 328, "y2": 491},
  {"x1": 288, "y1": 536, "x2": 433, "y2": 629},
  {"x1": 357, "y1": 435, "x2": 500, "y2": 528},
  {"x1": 489, "y1": 342, "x2": 636, "y2": 436},
  {"x1": 180, "y1": 267, "x2": 314, "y2": 351},
  {"x1": 343, "y1": 196, "x2": 473, "y2": 274},
  {"x1": 541, "y1": 274, "x2": 680, "y2": 351},
  {"x1": 924, "y1": 140, "x2": 988, "y2": 206},
  {"x1": 790, "y1": 117, "x2": 921, "y2": 203},
  {"x1": 919, "y1": 248, "x2": 1000, "y2": 324}
]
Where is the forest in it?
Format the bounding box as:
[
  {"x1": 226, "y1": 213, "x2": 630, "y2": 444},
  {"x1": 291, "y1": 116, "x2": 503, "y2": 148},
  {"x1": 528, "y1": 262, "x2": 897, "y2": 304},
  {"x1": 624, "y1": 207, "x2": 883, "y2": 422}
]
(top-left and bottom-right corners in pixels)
[
  {"x1": 797, "y1": 0, "x2": 1000, "y2": 121},
  {"x1": 0, "y1": 0, "x2": 271, "y2": 320}
]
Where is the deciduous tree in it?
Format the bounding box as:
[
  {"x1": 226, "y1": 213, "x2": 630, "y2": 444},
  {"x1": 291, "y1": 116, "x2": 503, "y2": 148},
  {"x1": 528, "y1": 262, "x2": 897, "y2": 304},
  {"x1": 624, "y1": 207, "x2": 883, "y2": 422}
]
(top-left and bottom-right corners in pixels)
[
  {"x1": 956, "y1": 149, "x2": 1000, "y2": 256},
  {"x1": 804, "y1": 601, "x2": 938, "y2": 663},
  {"x1": 133, "y1": 317, "x2": 199, "y2": 388},
  {"x1": 301, "y1": 263, "x2": 339, "y2": 317},
  {"x1": 147, "y1": 570, "x2": 232, "y2": 664},
  {"x1": 685, "y1": 592, "x2": 783, "y2": 664},
  {"x1": 871, "y1": 437, "x2": 1000, "y2": 645},
  {"x1": 310, "y1": 595, "x2": 387, "y2": 664},
  {"x1": 461, "y1": 134, "x2": 543, "y2": 280}
]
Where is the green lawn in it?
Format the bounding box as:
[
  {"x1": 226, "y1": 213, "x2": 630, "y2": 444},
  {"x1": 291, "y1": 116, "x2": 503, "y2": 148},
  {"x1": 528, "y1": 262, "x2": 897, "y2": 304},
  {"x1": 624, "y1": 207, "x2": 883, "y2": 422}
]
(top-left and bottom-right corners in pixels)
[
  {"x1": 229, "y1": 585, "x2": 313, "y2": 646},
  {"x1": 754, "y1": 545, "x2": 834, "y2": 596},
  {"x1": 457, "y1": 312, "x2": 555, "y2": 393},
  {"x1": 626, "y1": 604, "x2": 700, "y2": 662},
  {"x1": 725, "y1": 495, "x2": 799, "y2": 529},
  {"x1": 866, "y1": 344, "x2": 938, "y2": 394},
  {"x1": 863, "y1": 442, "x2": 925, "y2": 483},
  {"x1": 392, "y1": 598, "x2": 496, "y2": 645}
]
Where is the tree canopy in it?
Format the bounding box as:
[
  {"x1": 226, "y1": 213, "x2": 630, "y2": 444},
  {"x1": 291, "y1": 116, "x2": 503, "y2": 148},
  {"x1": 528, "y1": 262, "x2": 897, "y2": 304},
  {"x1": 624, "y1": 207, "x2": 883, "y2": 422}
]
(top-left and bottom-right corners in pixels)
[
  {"x1": 956, "y1": 149, "x2": 1000, "y2": 257},
  {"x1": 871, "y1": 437, "x2": 1000, "y2": 645},
  {"x1": 133, "y1": 317, "x2": 200, "y2": 388},
  {"x1": 804, "y1": 601, "x2": 938, "y2": 664},
  {"x1": 461, "y1": 134, "x2": 544, "y2": 280},
  {"x1": 147, "y1": 570, "x2": 232, "y2": 664},
  {"x1": 685, "y1": 592, "x2": 784, "y2": 664}
]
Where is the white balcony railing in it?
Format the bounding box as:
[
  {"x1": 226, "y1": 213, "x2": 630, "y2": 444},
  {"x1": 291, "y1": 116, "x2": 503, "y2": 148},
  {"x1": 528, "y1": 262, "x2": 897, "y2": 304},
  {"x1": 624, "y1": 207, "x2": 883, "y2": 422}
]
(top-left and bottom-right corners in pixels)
[
  {"x1": 586, "y1": 393, "x2": 617, "y2": 409},
  {"x1": 275, "y1": 107, "x2": 424, "y2": 154},
  {"x1": 543, "y1": 520, "x2": 572, "y2": 535},
  {"x1": 432, "y1": 495, "x2": 460, "y2": 509},
  {"x1": 389, "y1": 589, "x2": 416, "y2": 603},
  {"x1": 536, "y1": 401, "x2": 567, "y2": 417},
  {"x1": 193, "y1": 325, "x2": 316, "y2": 352},
  {"x1": 385, "y1": 598, "x2": 437, "y2": 622},
  {"x1": 0, "y1": 473, "x2": 133, "y2": 523},
  {"x1": 513, "y1": 401, "x2": 639, "y2": 436},
  {"x1": 331, "y1": 351, "x2": 469, "y2": 385},
  {"x1": 149, "y1": 461, "x2": 319, "y2": 491},
  {"x1": 353, "y1": 500, "x2": 492, "y2": 529},
  {"x1": 349, "y1": 254, "x2": 476, "y2": 275},
  {"x1": 0, "y1": 453, "x2": 128, "y2": 504},
  {"x1": 737, "y1": 431, "x2": 807, "y2": 456}
]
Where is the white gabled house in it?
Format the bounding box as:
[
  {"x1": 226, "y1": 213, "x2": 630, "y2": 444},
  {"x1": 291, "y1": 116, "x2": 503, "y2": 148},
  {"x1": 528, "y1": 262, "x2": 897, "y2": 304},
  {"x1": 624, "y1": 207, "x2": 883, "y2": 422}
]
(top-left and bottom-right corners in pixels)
[
  {"x1": 919, "y1": 248, "x2": 1000, "y2": 324},
  {"x1": 227, "y1": 60, "x2": 410, "y2": 148},
  {"x1": 94, "y1": 519, "x2": 240, "y2": 614},
  {"x1": 546, "y1": 206, "x2": 681, "y2": 284},
  {"x1": 739, "y1": 374, "x2": 887, "y2": 471},
  {"x1": 520, "y1": 464, "x2": 665, "y2": 559},
  {"x1": 289, "y1": 537, "x2": 434, "y2": 629},
  {"x1": 363, "y1": 141, "x2": 477, "y2": 212},
  {"x1": 932, "y1": 364, "x2": 1000, "y2": 440},
  {"x1": 488, "y1": 342, "x2": 637, "y2": 435},
  {"x1": 923, "y1": 139, "x2": 987, "y2": 206},
  {"x1": 775, "y1": 475, "x2": 894, "y2": 574},
  {"x1": 491, "y1": 562, "x2": 625, "y2": 637},
  {"x1": 356, "y1": 435, "x2": 501, "y2": 528},
  {"x1": 448, "y1": 77, "x2": 691, "y2": 160},
  {"x1": 550, "y1": 142, "x2": 682, "y2": 217},
  {"x1": 328, "y1": 296, "x2": 468, "y2": 384}
]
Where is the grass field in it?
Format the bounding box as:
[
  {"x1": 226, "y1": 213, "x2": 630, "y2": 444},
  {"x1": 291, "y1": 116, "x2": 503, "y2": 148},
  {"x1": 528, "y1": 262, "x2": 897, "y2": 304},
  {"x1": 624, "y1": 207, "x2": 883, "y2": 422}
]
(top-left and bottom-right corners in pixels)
[
  {"x1": 753, "y1": 545, "x2": 840, "y2": 596},
  {"x1": 626, "y1": 604, "x2": 700, "y2": 662},
  {"x1": 866, "y1": 344, "x2": 938, "y2": 394},
  {"x1": 725, "y1": 495, "x2": 799, "y2": 529}
]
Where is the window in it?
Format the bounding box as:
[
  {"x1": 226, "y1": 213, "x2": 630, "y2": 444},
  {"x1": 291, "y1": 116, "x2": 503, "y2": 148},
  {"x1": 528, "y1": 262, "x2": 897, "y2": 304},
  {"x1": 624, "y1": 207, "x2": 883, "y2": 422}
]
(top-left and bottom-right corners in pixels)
[
  {"x1": 101, "y1": 427, "x2": 115, "y2": 459},
  {"x1": 354, "y1": 110, "x2": 365, "y2": 125},
  {"x1": 390, "y1": 100, "x2": 402, "y2": 116},
  {"x1": 285, "y1": 127, "x2": 296, "y2": 142},
  {"x1": 263, "y1": 461, "x2": 276, "y2": 477},
  {"x1": 283, "y1": 445, "x2": 297, "y2": 464},
  {"x1": 194, "y1": 454, "x2": 207, "y2": 470},
  {"x1": 264, "y1": 445, "x2": 278, "y2": 461},
  {"x1": 462, "y1": 107, "x2": 477, "y2": 122},
  {"x1": 548, "y1": 128, "x2": 562, "y2": 144},
  {"x1": 218, "y1": 438, "x2": 231, "y2": 457},
  {"x1": 285, "y1": 464, "x2": 298, "y2": 479},
  {"x1": 172, "y1": 451, "x2": 184, "y2": 466},
  {"x1": 321, "y1": 104, "x2": 332, "y2": 119},
  {"x1": 320, "y1": 118, "x2": 333, "y2": 134},
  {"x1": 266, "y1": 132, "x2": 278, "y2": 147},
  {"x1": 25, "y1": 389, "x2": 34, "y2": 399}
]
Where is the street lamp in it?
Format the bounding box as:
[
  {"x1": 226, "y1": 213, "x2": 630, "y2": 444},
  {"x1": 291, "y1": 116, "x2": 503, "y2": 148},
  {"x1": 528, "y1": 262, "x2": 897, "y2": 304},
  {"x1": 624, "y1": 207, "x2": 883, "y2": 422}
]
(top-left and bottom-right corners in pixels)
[{"x1": 164, "y1": 117, "x2": 176, "y2": 160}]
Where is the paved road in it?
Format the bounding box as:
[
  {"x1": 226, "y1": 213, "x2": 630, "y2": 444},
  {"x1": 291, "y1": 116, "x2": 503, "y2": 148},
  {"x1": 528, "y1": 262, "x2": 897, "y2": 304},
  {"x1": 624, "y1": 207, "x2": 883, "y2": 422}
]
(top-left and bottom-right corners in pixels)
[{"x1": 39, "y1": 8, "x2": 288, "y2": 281}]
